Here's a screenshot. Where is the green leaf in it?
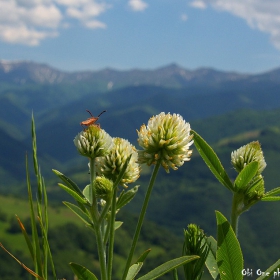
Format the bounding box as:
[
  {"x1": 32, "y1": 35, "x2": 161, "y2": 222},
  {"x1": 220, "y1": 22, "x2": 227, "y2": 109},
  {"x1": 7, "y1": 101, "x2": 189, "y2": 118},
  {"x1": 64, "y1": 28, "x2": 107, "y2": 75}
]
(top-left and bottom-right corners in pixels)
[
  {"x1": 83, "y1": 185, "x2": 92, "y2": 205},
  {"x1": 69, "y1": 262, "x2": 98, "y2": 280},
  {"x1": 58, "y1": 183, "x2": 88, "y2": 204},
  {"x1": 263, "y1": 187, "x2": 280, "y2": 198},
  {"x1": 261, "y1": 196, "x2": 280, "y2": 201},
  {"x1": 204, "y1": 236, "x2": 219, "y2": 280},
  {"x1": 137, "y1": 256, "x2": 199, "y2": 280},
  {"x1": 52, "y1": 169, "x2": 84, "y2": 196},
  {"x1": 216, "y1": 211, "x2": 243, "y2": 280},
  {"x1": 136, "y1": 249, "x2": 151, "y2": 263},
  {"x1": 63, "y1": 202, "x2": 92, "y2": 226},
  {"x1": 114, "y1": 221, "x2": 123, "y2": 230},
  {"x1": 191, "y1": 130, "x2": 233, "y2": 191},
  {"x1": 256, "y1": 259, "x2": 280, "y2": 280},
  {"x1": 117, "y1": 186, "x2": 139, "y2": 210},
  {"x1": 126, "y1": 263, "x2": 143, "y2": 280},
  {"x1": 262, "y1": 185, "x2": 280, "y2": 201},
  {"x1": 234, "y1": 162, "x2": 259, "y2": 192}
]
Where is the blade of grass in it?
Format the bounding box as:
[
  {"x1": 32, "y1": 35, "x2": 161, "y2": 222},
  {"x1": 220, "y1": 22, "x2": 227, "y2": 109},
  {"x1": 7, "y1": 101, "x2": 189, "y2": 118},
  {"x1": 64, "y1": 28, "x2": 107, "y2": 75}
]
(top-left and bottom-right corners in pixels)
[
  {"x1": 26, "y1": 153, "x2": 43, "y2": 277},
  {"x1": 0, "y1": 243, "x2": 44, "y2": 280},
  {"x1": 38, "y1": 216, "x2": 57, "y2": 279},
  {"x1": 42, "y1": 176, "x2": 49, "y2": 278},
  {"x1": 16, "y1": 215, "x2": 34, "y2": 260},
  {"x1": 32, "y1": 114, "x2": 43, "y2": 202}
]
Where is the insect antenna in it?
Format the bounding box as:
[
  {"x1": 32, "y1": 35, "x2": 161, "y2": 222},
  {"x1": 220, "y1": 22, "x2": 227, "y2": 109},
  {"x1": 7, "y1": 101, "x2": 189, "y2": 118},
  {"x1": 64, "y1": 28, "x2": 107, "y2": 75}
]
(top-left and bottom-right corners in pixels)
[
  {"x1": 97, "y1": 110, "x2": 106, "y2": 117},
  {"x1": 86, "y1": 109, "x2": 94, "y2": 117}
]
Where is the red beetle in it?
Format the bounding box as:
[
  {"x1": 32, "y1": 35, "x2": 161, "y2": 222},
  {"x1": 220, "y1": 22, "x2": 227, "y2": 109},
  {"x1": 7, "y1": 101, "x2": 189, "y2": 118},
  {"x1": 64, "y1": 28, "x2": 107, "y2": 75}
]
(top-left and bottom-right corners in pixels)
[{"x1": 80, "y1": 110, "x2": 106, "y2": 128}]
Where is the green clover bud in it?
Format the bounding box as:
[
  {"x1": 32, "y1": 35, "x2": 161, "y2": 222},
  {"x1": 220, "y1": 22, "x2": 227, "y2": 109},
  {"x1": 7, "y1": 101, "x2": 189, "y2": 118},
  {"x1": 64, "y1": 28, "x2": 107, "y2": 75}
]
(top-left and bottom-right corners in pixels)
[
  {"x1": 183, "y1": 224, "x2": 209, "y2": 280},
  {"x1": 74, "y1": 125, "x2": 113, "y2": 159},
  {"x1": 94, "y1": 176, "x2": 114, "y2": 201},
  {"x1": 137, "y1": 112, "x2": 193, "y2": 172},
  {"x1": 231, "y1": 141, "x2": 267, "y2": 175},
  {"x1": 96, "y1": 138, "x2": 140, "y2": 188}
]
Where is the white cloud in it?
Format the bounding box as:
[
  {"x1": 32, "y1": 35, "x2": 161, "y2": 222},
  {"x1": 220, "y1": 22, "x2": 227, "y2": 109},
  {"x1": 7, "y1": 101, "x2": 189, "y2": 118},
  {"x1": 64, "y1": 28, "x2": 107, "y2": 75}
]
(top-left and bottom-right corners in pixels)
[
  {"x1": 0, "y1": 24, "x2": 58, "y2": 46},
  {"x1": 84, "y1": 20, "x2": 106, "y2": 29},
  {"x1": 66, "y1": 1, "x2": 109, "y2": 28},
  {"x1": 25, "y1": 4, "x2": 62, "y2": 28},
  {"x1": 190, "y1": 0, "x2": 280, "y2": 50},
  {"x1": 190, "y1": 0, "x2": 206, "y2": 9},
  {"x1": 128, "y1": 0, "x2": 148, "y2": 12},
  {"x1": 0, "y1": 0, "x2": 110, "y2": 45}
]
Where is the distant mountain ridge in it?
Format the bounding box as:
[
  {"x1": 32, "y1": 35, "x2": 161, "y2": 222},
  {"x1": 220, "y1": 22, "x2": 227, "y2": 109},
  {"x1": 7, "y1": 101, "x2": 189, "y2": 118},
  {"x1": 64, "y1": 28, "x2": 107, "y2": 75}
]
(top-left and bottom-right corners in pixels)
[
  {"x1": 0, "y1": 60, "x2": 259, "y2": 89},
  {"x1": 1, "y1": 59, "x2": 280, "y2": 189}
]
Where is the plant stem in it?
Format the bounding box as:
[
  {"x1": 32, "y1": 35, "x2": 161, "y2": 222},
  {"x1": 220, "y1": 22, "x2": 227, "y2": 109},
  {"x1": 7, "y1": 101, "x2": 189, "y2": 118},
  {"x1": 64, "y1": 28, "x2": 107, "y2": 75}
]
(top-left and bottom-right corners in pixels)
[
  {"x1": 89, "y1": 158, "x2": 107, "y2": 280},
  {"x1": 95, "y1": 225, "x2": 108, "y2": 280},
  {"x1": 90, "y1": 158, "x2": 99, "y2": 221},
  {"x1": 230, "y1": 193, "x2": 241, "y2": 236},
  {"x1": 173, "y1": 268, "x2": 179, "y2": 280},
  {"x1": 107, "y1": 187, "x2": 118, "y2": 280},
  {"x1": 122, "y1": 161, "x2": 161, "y2": 280}
]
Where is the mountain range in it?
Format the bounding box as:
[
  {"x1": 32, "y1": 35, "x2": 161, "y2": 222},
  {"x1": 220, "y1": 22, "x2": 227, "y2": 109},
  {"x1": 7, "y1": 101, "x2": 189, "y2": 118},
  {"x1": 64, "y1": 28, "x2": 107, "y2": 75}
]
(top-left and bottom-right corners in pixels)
[
  {"x1": 1, "y1": 60, "x2": 280, "y2": 185},
  {"x1": 0, "y1": 60, "x2": 248, "y2": 87}
]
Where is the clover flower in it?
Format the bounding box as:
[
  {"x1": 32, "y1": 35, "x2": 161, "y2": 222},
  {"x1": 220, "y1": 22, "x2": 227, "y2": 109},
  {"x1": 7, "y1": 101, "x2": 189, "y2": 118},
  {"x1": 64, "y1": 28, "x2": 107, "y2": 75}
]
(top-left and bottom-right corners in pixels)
[
  {"x1": 74, "y1": 125, "x2": 113, "y2": 159},
  {"x1": 137, "y1": 112, "x2": 193, "y2": 172},
  {"x1": 231, "y1": 141, "x2": 267, "y2": 175},
  {"x1": 96, "y1": 137, "x2": 140, "y2": 188}
]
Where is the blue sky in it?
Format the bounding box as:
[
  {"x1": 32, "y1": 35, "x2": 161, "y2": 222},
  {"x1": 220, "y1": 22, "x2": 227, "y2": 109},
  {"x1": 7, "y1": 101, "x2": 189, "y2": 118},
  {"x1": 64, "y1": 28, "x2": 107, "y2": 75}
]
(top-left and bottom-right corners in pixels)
[{"x1": 1, "y1": 0, "x2": 280, "y2": 73}]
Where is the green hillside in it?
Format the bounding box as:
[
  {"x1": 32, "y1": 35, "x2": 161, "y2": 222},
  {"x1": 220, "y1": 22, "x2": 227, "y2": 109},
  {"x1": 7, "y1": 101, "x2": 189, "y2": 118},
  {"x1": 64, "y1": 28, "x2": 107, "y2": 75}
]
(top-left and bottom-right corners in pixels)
[{"x1": 0, "y1": 194, "x2": 190, "y2": 280}]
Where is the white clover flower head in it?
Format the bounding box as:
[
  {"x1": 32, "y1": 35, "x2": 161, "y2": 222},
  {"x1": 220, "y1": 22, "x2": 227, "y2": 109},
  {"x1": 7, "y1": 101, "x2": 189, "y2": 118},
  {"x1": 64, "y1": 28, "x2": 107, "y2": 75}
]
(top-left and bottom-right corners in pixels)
[
  {"x1": 231, "y1": 141, "x2": 267, "y2": 174},
  {"x1": 74, "y1": 125, "x2": 113, "y2": 159},
  {"x1": 96, "y1": 137, "x2": 140, "y2": 188},
  {"x1": 137, "y1": 112, "x2": 193, "y2": 172}
]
